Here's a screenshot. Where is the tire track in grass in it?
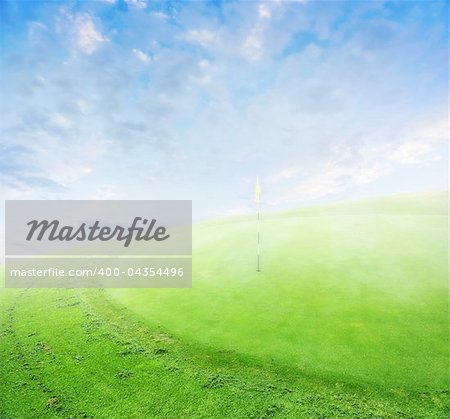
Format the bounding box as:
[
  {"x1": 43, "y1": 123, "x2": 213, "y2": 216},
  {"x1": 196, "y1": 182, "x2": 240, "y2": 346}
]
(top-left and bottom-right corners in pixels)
[
  {"x1": 2, "y1": 290, "x2": 59, "y2": 414},
  {"x1": 2, "y1": 288, "x2": 94, "y2": 418}
]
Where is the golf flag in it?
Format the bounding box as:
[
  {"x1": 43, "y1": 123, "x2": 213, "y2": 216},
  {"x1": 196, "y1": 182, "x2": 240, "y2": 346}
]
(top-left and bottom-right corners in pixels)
[{"x1": 254, "y1": 176, "x2": 261, "y2": 203}]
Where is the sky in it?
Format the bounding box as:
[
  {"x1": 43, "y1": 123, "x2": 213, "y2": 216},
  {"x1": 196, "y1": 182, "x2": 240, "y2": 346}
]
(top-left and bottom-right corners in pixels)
[{"x1": 0, "y1": 0, "x2": 448, "y2": 223}]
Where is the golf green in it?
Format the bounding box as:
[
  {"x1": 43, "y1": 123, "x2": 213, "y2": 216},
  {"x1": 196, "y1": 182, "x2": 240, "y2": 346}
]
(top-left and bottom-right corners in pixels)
[
  {"x1": 1, "y1": 192, "x2": 448, "y2": 418},
  {"x1": 108, "y1": 192, "x2": 448, "y2": 389}
]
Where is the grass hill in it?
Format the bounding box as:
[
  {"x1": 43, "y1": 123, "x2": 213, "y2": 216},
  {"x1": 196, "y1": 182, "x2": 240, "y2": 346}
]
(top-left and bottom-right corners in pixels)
[{"x1": 1, "y1": 192, "x2": 448, "y2": 418}]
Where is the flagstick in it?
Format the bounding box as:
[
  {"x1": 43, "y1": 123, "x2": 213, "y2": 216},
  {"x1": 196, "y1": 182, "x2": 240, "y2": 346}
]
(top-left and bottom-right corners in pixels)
[
  {"x1": 257, "y1": 199, "x2": 260, "y2": 272},
  {"x1": 254, "y1": 176, "x2": 261, "y2": 272}
]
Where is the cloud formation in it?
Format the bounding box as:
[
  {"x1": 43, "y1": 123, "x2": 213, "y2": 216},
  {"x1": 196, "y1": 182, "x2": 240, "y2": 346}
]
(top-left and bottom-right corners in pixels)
[
  {"x1": 0, "y1": 0, "x2": 447, "y2": 220},
  {"x1": 72, "y1": 13, "x2": 108, "y2": 54}
]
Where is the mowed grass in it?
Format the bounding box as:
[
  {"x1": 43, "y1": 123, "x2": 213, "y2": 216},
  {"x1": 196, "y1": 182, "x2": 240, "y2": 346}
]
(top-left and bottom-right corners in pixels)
[
  {"x1": 1, "y1": 192, "x2": 448, "y2": 418},
  {"x1": 108, "y1": 192, "x2": 448, "y2": 390}
]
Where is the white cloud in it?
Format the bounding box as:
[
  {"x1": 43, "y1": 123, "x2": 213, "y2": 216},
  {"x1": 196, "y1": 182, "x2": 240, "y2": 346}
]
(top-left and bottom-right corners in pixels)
[
  {"x1": 28, "y1": 21, "x2": 48, "y2": 45},
  {"x1": 389, "y1": 142, "x2": 435, "y2": 164},
  {"x1": 241, "y1": 2, "x2": 275, "y2": 61},
  {"x1": 286, "y1": 160, "x2": 390, "y2": 200},
  {"x1": 132, "y1": 48, "x2": 150, "y2": 63},
  {"x1": 420, "y1": 118, "x2": 447, "y2": 143},
  {"x1": 190, "y1": 59, "x2": 215, "y2": 85},
  {"x1": 390, "y1": 118, "x2": 447, "y2": 164},
  {"x1": 283, "y1": 117, "x2": 447, "y2": 201},
  {"x1": 74, "y1": 14, "x2": 107, "y2": 54},
  {"x1": 29, "y1": 21, "x2": 47, "y2": 31},
  {"x1": 269, "y1": 168, "x2": 299, "y2": 182},
  {"x1": 184, "y1": 29, "x2": 216, "y2": 48},
  {"x1": 39, "y1": 137, "x2": 110, "y2": 186},
  {"x1": 258, "y1": 4, "x2": 271, "y2": 19},
  {"x1": 2, "y1": 0, "x2": 446, "y2": 218},
  {"x1": 50, "y1": 113, "x2": 73, "y2": 129},
  {"x1": 125, "y1": 0, "x2": 147, "y2": 10},
  {"x1": 152, "y1": 11, "x2": 169, "y2": 20},
  {"x1": 242, "y1": 29, "x2": 264, "y2": 60},
  {"x1": 289, "y1": 166, "x2": 347, "y2": 199}
]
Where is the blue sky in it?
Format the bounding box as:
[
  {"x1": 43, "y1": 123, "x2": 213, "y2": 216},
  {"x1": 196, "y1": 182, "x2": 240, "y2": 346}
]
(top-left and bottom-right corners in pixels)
[{"x1": 0, "y1": 0, "x2": 448, "y2": 221}]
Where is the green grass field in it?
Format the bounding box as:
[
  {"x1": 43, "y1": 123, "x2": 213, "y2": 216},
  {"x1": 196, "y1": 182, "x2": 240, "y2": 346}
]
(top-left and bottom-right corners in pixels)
[{"x1": 1, "y1": 192, "x2": 448, "y2": 418}]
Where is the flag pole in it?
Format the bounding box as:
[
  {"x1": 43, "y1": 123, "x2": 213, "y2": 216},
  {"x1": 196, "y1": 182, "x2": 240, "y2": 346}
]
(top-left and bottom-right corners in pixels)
[
  {"x1": 255, "y1": 176, "x2": 261, "y2": 272},
  {"x1": 257, "y1": 199, "x2": 260, "y2": 272}
]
